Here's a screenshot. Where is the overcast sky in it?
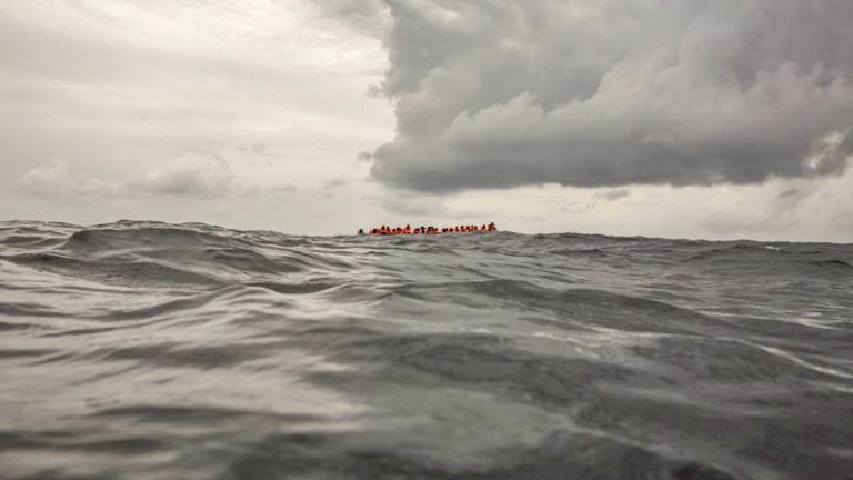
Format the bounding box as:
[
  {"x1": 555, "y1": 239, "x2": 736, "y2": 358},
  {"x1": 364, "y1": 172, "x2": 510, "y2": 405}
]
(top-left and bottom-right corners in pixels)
[{"x1": 2, "y1": 0, "x2": 852, "y2": 241}]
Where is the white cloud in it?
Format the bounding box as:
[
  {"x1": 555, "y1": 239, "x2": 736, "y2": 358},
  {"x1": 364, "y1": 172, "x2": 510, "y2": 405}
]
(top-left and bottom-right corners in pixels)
[
  {"x1": 418, "y1": 158, "x2": 853, "y2": 242},
  {"x1": 135, "y1": 153, "x2": 235, "y2": 197},
  {"x1": 0, "y1": 0, "x2": 395, "y2": 235},
  {"x1": 0, "y1": 0, "x2": 392, "y2": 201},
  {"x1": 16, "y1": 154, "x2": 235, "y2": 199},
  {"x1": 15, "y1": 160, "x2": 119, "y2": 197}
]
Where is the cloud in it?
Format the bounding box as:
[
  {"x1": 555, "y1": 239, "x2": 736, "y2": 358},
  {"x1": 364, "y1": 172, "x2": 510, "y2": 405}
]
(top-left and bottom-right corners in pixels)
[
  {"x1": 15, "y1": 160, "x2": 119, "y2": 197},
  {"x1": 776, "y1": 188, "x2": 799, "y2": 200},
  {"x1": 378, "y1": 192, "x2": 490, "y2": 220},
  {"x1": 311, "y1": 0, "x2": 389, "y2": 35},
  {"x1": 595, "y1": 189, "x2": 631, "y2": 202},
  {"x1": 558, "y1": 188, "x2": 630, "y2": 213},
  {"x1": 322, "y1": 178, "x2": 348, "y2": 190},
  {"x1": 364, "y1": 0, "x2": 853, "y2": 192},
  {"x1": 356, "y1": 150, "x2": 373, "y2": 162},
  {"x1": 380, "y1": 196, "x2": 442, "y2": 216},
  {"x1": 697, "y1": 159, "x2": 853, "y2": 238},
  {"x1": 135, "y1": 154, "x2": 235, "y2": 197},
  {"x1": 16, "y1": 154, "x2": 236, "y2": 199}
]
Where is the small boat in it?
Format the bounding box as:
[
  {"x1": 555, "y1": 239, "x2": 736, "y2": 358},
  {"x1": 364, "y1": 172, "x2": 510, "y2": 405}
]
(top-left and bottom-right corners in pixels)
[{"x1": 359, "y1": 223, "x2": 497, "y2": 236}]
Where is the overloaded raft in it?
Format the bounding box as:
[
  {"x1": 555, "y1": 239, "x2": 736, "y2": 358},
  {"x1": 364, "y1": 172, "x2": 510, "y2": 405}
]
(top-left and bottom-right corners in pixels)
[{"x1": 360, "y1": 222, "x2": 497, "y2": 235}]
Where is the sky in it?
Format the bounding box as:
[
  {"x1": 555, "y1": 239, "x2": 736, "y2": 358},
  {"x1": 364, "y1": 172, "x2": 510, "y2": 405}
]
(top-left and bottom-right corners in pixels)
[{"x1": 2, "y1": 0, "x2": 853, "y2": 241}]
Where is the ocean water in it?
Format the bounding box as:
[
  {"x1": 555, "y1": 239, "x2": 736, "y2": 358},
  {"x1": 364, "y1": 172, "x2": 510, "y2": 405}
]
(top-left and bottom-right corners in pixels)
[{"x1": 1, "y1": 220, "x2": 852, "y2": 480}]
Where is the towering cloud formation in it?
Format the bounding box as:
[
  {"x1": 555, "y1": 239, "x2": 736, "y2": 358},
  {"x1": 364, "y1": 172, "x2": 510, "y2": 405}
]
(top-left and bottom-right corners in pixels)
[{"x1": 365, "y1": 0, "x2": 853, "y2": 191}]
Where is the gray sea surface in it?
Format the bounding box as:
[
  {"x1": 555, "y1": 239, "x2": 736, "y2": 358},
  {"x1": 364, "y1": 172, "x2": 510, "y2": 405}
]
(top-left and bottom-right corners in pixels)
[{"x1": 1, "y1": 220, "x2": 852, "y2": 480}]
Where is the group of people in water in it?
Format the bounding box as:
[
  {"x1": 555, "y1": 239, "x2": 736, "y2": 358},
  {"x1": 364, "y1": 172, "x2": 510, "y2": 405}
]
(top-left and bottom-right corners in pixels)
[{"x1": 359, "y1": 222, "x2": 497, "y2": 235}]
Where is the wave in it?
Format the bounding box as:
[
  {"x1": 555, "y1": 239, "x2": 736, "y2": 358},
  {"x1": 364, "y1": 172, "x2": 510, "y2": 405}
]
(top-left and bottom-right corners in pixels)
[{"x1": 1, "y1": 220, "x2": 852, "y2": 479}]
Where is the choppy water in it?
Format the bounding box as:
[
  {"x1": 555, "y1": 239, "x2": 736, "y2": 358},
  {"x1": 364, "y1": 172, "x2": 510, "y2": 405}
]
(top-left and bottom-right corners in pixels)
[{"x1": 1, "y1": 220, "x2": 852, "y2": 480}]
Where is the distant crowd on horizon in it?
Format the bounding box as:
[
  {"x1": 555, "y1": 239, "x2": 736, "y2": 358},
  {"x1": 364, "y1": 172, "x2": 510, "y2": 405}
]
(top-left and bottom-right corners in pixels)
[{"x1": 359, "y1": 222, "x2": 497, "y2": 235}]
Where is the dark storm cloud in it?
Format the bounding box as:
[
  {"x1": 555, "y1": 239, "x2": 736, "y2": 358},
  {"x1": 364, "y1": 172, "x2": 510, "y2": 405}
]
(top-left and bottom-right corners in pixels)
[{"x1": 356, "y1": 0, "x2": 853, "y2": 192}]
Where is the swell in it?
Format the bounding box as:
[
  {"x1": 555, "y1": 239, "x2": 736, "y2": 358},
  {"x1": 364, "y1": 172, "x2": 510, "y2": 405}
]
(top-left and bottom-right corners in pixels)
[
  {"x1": 216, "y1": 429, "x2": 743, "y2": 480},
  {"x1": 680, "y1": 243, "x2": 853, "y2": 278},
  {"x1": 0, "y1": 225, "x2": 366, "y2": 289},
  {"x1": 391, "y1": 279, "x2": 725, "y2": 335},
  {"x1": 2, "y1": 221, "x2": 853, "y2": 480},
  {"x1": 4, "y1": 251, "x2": 221, "y2": 287}
]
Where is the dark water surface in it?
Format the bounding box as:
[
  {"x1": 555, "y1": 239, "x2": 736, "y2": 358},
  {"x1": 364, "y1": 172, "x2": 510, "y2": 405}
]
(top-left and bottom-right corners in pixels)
[{"x1": 1, "y1": 220, "x2": 852, "y2": 480}]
